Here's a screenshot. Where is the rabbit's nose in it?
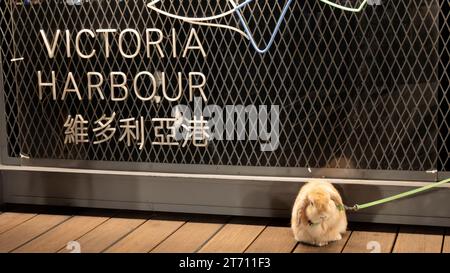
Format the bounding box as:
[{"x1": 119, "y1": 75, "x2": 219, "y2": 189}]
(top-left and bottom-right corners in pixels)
[{"x1": 320, "y1": 215, "x2": 327, "y2": 220}]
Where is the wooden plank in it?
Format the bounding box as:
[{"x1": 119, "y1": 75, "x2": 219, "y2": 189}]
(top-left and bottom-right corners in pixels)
[
  {"x1": 58, "y1": 213, "x2": 149, "y2": 253},
  {"x1": 152, "y1": 216, "x2": 228, "y2": 253},
  {"x1": 13, "y1": 213, "x2": 111, "y2": 253},
  {"x1": 393, "y1": 226, "x2": 444, "y2": 253},
  {"x1": 342, "y1": 225, "x2": 397, "y2": 253},
  {"x1": 0, "y1": 214, "x2": 70, "y2": 253},
  {"x1": 198, "y1": 218, "x2": 268, "y2": 253},
  {"x1": 0, "y1": 212, "x2": 37, "y2": 235},
  {"x1": 104, "y1": 214, "x2": 187, "y2": 253},
  {"x1": 294, "y1": 231, "x2": 351, "y2": 253},
  {"x1": 245, "y1": 225, "x2": 297, "y2": 253},
  {"x1": 441, "y1": 229, "x2": 449, "y2": 253}
]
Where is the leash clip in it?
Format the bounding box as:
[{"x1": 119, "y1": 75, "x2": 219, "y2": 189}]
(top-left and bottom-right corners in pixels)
[{"x1": 344, "y1": 205, "x2": 359, "y2": 212}]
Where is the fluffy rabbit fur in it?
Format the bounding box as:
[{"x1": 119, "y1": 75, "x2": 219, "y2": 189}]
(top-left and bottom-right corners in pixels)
[{"x1": 291, "y1": 181, "x2": 347, "y2": 246}]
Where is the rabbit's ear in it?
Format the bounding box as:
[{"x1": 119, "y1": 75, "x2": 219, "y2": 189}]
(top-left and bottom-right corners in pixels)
[
  {"x1": 294, "y1": 208, "x2": 301, "y2": 227},
  {"x1": 299, "y1": 200, "x2": 309, "y2": 225},
  {"x1": 330, "y1": 191, "x2": 343, "y2": 206}
]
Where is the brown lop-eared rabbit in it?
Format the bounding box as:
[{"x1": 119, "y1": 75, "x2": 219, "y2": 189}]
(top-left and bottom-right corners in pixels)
[{"x1": 291, "y1": 180, "x2": 347, "y2": 246}]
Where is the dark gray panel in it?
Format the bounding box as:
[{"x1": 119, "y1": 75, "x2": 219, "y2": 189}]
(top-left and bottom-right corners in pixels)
[
  {"x1": 0, "y1": 173, "x2": 3, "y2": 206},
  {"x1": 3, "y1": 171, "x2": 450, "y2": 226}
]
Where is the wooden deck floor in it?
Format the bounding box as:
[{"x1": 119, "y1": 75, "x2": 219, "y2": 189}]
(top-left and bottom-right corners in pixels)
[{"x1": 0, "y1": 206, "x2": 449, "y2": 253}]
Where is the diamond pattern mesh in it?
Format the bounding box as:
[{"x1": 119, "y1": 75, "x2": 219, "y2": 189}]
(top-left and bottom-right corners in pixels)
[{"x1": 0, "y1": 0, "x2": 447, "y2": 173}]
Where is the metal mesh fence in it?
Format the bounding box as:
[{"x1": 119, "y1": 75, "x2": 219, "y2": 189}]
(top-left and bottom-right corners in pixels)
[{"x1": 0, "y1": 0, "x2": 448, "y2": 173}]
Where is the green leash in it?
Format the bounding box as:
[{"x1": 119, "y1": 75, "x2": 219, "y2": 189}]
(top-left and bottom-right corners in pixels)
[{"x1": 341, "y1": 177, "x2": 450, "y2": 212}]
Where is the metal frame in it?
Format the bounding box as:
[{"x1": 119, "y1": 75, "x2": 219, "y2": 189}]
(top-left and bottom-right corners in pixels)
[
  {"x1": 1, "y1": 164, "x2": 448, "y2": 188},
  {"x1": 9, "y1": 158, "x2": 439, "y2": 181}
]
